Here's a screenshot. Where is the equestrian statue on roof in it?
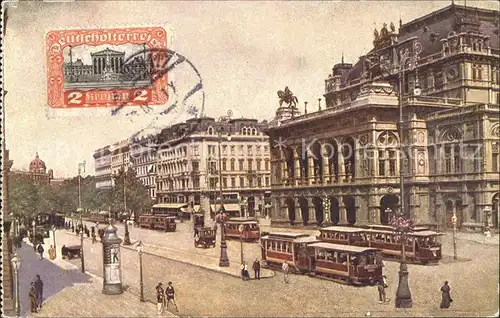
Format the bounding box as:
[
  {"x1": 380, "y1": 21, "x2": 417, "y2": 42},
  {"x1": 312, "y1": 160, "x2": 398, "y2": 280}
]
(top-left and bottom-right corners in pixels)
[{"x1": 277, "y1": 86, "x2": 299, "y2": 108}]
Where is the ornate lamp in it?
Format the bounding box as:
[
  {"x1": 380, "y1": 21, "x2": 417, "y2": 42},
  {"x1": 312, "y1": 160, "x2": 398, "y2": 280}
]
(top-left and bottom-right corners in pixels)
[
  {"x1": 216, "y1": 210, "x2": 230, "y2": 267},
  {"x1": 11, "y1": 253, "x2": 21, "y2": 316},
  {"x1": 390, "y1": 214, "x2": 414, "y2": 308},
  {"x1": 136, "y1": 241, "x2": 144, "y2": 302}
]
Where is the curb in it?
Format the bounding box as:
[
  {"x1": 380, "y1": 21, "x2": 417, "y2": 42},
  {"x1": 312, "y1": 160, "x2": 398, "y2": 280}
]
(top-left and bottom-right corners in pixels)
[
  {"x1": 121, "y1": 242, "x2": 276, "y2": 280},
  {"x1": 62, "y1": 230, "x2": 276, "y2": 280}
]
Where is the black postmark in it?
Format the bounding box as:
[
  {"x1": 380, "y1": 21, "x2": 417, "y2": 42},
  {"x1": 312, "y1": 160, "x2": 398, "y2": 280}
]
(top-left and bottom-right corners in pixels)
[{"x1": 109, "y1": 48, "x2": 205, "y2": 119}]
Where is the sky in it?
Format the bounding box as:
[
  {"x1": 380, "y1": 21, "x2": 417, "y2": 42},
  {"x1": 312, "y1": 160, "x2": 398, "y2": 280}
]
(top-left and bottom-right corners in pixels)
[{"x1": 3, "y1": 0, "x2": 498, "y2": 177}]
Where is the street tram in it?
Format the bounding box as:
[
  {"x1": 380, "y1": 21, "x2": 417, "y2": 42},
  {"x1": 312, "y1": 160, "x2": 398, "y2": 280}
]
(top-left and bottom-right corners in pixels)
[
  {"x1": 307, "y1": 242, "x2": 382, "y2": 285},
  {"x1": 260, "y1": 232, "x2": 383, "y2": 285},
  {"x1": 224, "y1": 217, "x2": 260, "y2": 242},
  {"x1": 260, "y1": 232, "x2": 318, "y2": 272},
  {"x1": 88, "y1": 211, "x2": 110, "y2": 224},
  {"x1": 154, "y1": 216, "x2": 177, "y2": 232},
  {"x1": 138, "y1": 214, "x2": 177, "y2": 232},
  {"x1": 318, "y1": 226, "x2": 443, "y2": 265}
]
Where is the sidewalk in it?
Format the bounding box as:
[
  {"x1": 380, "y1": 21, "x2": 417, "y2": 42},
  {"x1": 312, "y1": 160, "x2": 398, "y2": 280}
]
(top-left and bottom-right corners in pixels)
[
  {"x1": 63, "y1": 229, "x2": 275, "y2": 280},
  {"x1": 22, "y1": 240, "x2": 176, "y2": 317},
  {"x1": 451, "y1": 231, "x2": 499, "y2": 246}
]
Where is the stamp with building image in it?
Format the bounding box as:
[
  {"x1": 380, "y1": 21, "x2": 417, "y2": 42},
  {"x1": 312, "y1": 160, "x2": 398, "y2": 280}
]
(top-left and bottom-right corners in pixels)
[{"x1": 46, "y1": 27, "x2": 168, "y2": 108}]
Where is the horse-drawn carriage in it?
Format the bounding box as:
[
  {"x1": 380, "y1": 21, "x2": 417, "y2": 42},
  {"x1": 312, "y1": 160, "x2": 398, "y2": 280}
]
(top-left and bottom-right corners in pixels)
[
  {"x1": 61, "y1": 245, "x2": 82, "y2": 259},
  {"x1": 194, "y1": 227, "x2": 216, "y2": 248}
]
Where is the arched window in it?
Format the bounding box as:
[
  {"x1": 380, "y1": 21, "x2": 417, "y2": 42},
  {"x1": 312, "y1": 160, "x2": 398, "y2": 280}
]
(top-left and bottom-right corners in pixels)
[{"x1": 207, "y1": 126, "x2": 214, "y2": 135}]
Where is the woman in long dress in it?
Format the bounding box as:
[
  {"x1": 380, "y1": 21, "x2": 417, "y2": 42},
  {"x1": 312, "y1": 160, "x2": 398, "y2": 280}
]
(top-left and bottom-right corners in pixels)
[{"x1": 440, "y1": 281, "x2": 453, "y2": 308}]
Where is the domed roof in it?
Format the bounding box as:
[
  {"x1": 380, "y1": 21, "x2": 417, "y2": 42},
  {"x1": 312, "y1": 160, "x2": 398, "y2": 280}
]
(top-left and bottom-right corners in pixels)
[{"x1": 30, "y1": 152, "x2": 46, "y2": 172}]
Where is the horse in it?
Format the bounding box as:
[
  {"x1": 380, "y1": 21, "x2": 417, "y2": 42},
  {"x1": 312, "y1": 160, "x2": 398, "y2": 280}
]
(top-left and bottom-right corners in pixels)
[{"x1": 277, "y1": 89, "x2": 298, "y2": 108}]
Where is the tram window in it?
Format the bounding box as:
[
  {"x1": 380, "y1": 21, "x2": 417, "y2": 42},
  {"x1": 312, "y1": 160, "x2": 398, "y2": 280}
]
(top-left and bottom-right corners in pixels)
[
  {"x1": 325, "y1": 251, "x2": 332, "y2": 262},
  {"x1": 285, "y1": 244, "x2": 289, "y2": 253},
  {"x1": 266, "y1": 242, "x2": 271, "y2": 250},
  {"x1": 339, "y1": 253, "x2": 347, "y2": 264},
  {"x1": 358, "y1": 255, "x2": 367, "y2": 266},
  {"x1": 350, "y1": 255, "x2": 359, "y2": 265}
]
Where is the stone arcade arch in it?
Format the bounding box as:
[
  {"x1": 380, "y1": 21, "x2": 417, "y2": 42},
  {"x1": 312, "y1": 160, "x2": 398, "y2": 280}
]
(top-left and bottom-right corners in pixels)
[
  {"x1": 344, "y1": 196, "x2": 356, "y2": 225},
  {"x1": 343, "y1": 137, "x2": 356, "y2": 180},
  {"x1": 298, "y1": 197, "x2": 309, "y2": 225},
  {"x1": 313, "y1": 196, "x2": 324, "y2": 225},
  {"x1": 329, "y1": 196, "x2": 340, "y2": 225},
  {"x1": 310, "y1": 141, "x2": 323, "y2": 183},
  {"x1": 285, "y1": 198, "x2": 295, "y2": 225},
  {"x1": 380, "y1": 194, "x2": 399, "y2": 225},
  {"x1": 325, "y1": 139, "x2": 340, "y2": 182}
]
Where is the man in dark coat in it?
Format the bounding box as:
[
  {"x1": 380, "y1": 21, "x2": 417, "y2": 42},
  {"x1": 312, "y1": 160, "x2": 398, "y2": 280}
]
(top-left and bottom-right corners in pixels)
[
  {"x1": 253, "y1": 259, "x2": 261, "y2": 280},
  {"x1": 156, "y1": 282, "x2": 165, "y2": 313},
  {"x1": 34, "y1": 274, "x2": 44, "y2": 309},
  {"x1": 28, "y1": 282, "x2": 38, "y2": 313},
  {"x1": 165, "y1": 281, "x2": 179, "y2": 312},
  {"x1": 377, "y1": 275, "x2": 389, "y2": 304},
  {"x1": 37, "y1": 243, "x2": 45, "y2": 260},
  {"x1": 440, "y1": 281, "x2": 453, "y2": 308}
]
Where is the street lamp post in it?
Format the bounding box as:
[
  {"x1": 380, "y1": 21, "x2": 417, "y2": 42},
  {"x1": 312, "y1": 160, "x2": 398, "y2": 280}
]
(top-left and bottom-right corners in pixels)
[
  {"x1": 11, "y1": 253, "x2": 21, "y2": 316},
  {"x1": 123, "y1": 169, "x2": 132, "y2": 246},
  {"x1": 386, "y1": 40, "x2": 421, "y2": 310},
  {"x1": 215, "y1": 110, "x2": 233, "y2": 268},
  {"x1": 80, "y1": 231, "x2": 85, "y2": 273},
  {"x1": 32, "y1": 220, "x2": 36, "y2": 245},
  {"x1": 52, "y1": 225, "x2": 57, "y2": 259},
  {"x1": 238, "y1": 224, "x2": 244, "y2": 264},
  {"x1": 451, "y1": 213, "x2": 458, "y2": 260},
  {"x1": 136, "y1": 241, "x2": 145, "y2": 302},
  {"x1": 78, "y1": 161, "x2": 86, "y2": 220},
  {"x1": 264, "y1": 203, "x2": 272, "y2": 220}
]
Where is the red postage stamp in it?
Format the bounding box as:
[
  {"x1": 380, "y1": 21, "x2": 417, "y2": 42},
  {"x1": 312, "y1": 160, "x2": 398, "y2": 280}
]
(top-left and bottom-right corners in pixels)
[{"x1": 46, "y1": 27, "x2": 168, "y2": 109}]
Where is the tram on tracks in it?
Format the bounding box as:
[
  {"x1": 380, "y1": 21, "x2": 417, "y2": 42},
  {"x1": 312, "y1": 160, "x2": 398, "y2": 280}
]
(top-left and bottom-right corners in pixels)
[
  {"x1": 138, "y1": 214, "x2": 177, "y2": 232},
  {"x1": 224, "y1": 218, "x2": 260, "y2": 242},
  {"x1": 88, "y1": 211, "x2": 110, "y2": 223},
  {"x1": 260, "y1": 232, "x2": 382, "y2": 285},
  {"x1": 318, "y1": 226, "x2": 443, "y2": 265}
]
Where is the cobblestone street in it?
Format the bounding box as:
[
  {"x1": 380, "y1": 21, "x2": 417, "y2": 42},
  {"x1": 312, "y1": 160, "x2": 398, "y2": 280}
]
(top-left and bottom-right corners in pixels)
[{"x1": 59, "y1": 219, "x2": 499, "y2": 317}]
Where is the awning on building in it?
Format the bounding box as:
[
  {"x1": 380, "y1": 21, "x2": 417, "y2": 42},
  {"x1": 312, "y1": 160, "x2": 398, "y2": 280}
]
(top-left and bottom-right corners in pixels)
[
  {"x1": 152, "y1": 203, "x2": 188, "y2": 209},
  {"x1": 210, "y1": 203, "x2": 241, "y2": 212},
  {"x1": 180, "y1": 205, "x2": 201, "y2": 213}
]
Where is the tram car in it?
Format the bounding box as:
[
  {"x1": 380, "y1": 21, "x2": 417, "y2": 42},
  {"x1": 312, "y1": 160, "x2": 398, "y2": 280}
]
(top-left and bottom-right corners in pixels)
[
  {"x1": 61, "y1": 245, "x2": 82, "y2": 260},
  {"x1": 88, "y1": 211, "x2": 110, "y2": 224},
  {"x1": 261, "y1": 232, "x2": 382, "y2": 285},
  {"x1": 224, "y1": 218, "x2": 260, "y2": 242},
  {"x1": 154, "y1": 216, "x2": 177, "y2": 232},
  {"x1": 318, "y1": 226, "x2": 443, "y2": 265},
  {"x1": 138, "y1": 214, "x2": 177, "y2": 232}
]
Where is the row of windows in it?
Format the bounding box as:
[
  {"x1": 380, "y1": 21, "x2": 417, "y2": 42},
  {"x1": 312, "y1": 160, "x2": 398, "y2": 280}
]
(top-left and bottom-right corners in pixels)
[
  {"x1": 209, "y1": 158, "x2": 270, "y2": 172},
  {"x1": 206, "y1": 126, "x2": 262, "y2": 136},
  {"x1": 206, "y1": 144, "x2": 269, "y2": 156}
]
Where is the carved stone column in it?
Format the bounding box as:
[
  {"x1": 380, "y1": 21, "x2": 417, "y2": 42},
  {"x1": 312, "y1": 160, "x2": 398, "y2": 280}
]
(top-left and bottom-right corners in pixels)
[
  {"x1": 321, "y1": 143, "x2": 330, "y2": 184},
  {"x1": 294, "y1": 198, "x2": 303, "y2": 223},
  {"x1": 338, "y1": 152, "x2": 346, "y2": 183},
  {"x1": 308, "y1": 155, "x2": 315, "y2": 185},
  {"x1": 308, "y1": 197, "x2": 316, "y2": 224},
  {"x1": 294, "y1": 149, "x2": 301, "y2": 186},
  {"x1": 338, "y1": 200, "x2": 348, "y2": 225}
]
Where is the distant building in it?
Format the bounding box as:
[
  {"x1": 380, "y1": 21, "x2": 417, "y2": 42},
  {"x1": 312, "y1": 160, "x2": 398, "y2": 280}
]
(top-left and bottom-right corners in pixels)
[
  {"x1": 110, "y1": 139, "x2": 132, "y2": 179},
  {"x1": 94, "y1": 145, "x2": 112, "y2": 189},
  {"x1": 156, "y1": 117, "x2": 271, "y2": 218},
  {"x1": 11, "y1": 152, "x2": 53, "y2": 185},
  {"x1": 130, "y1": 134, "x2": 158, "y2": 200}
]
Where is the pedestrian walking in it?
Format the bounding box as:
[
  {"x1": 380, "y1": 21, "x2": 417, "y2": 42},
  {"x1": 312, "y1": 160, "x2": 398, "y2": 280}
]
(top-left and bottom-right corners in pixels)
[
  {"x1": 156, "y1": 282, "x2": 165, "y2": 314},
  {"x1": 28, "y1": 282, "x2": 38, "y2": 313},
  {"x1": 165, "y1": 281, "x2": 179, "y2": 312},
  {"x1": 34, "y1": 274, "x2": 44, "y2": 309},
  {"x1": 37, "y1": 243, "x2": 44, "y2": 260},
  {"x1": 282, "y1": 262, "x2": 290, "y2": 283},
  {"x1": 440, "y1": 281, "x2": 453, "y2": 308},
  {"x1": 49, "y1": 245, "x2": 56, "y2": 260},
  {"x1": 253, "y1": 259, "x2": 261, "y2": 280},
  {"x1": 377, "y1": 275, "x2": 390, "y2": 304},
  {"x1": 71, "y1": 224, "x2": 75, "y2": 232},
  {"x1": 92, "y1": 231, "x2": 97, "y2": 244},
  {"x1": 240, "y1": 262, "x2": 249, "y2": 281}
]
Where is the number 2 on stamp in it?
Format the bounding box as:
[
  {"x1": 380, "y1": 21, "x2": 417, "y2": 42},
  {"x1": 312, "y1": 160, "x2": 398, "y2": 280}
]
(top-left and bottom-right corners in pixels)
[{"x1": 68, "y1": 91, "x2": 84, "y2": 105}]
